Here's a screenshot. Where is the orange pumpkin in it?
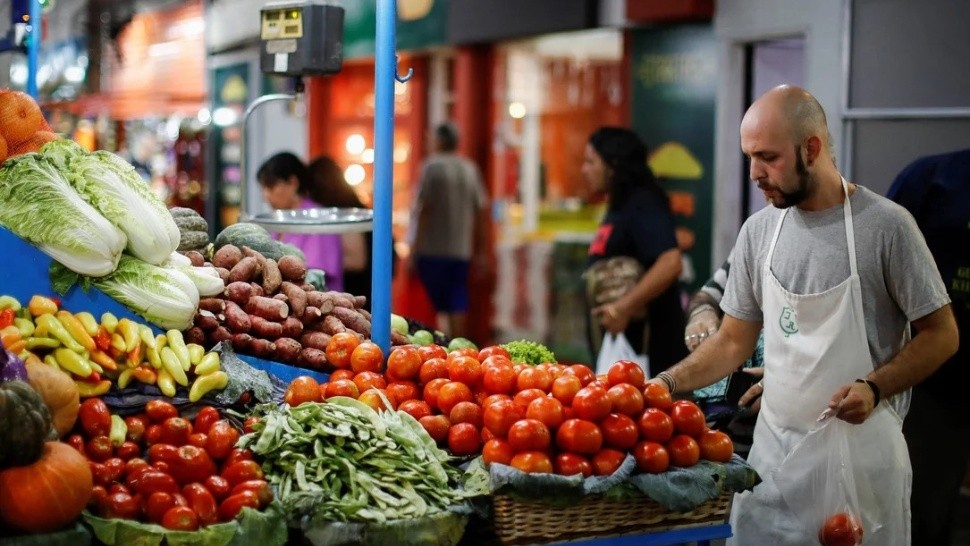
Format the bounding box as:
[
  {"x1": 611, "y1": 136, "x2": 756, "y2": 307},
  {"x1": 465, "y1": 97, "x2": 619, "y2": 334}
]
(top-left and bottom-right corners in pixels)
[
  {"x1": 25, "y1": 360, "x2": 80, "y2": 437},
  {"x1": 0, "y1": 441, "x2": 93, "y2": 533},
  {"x1": 0, "y1": 133, "x2": 7, "y2": 163},
  {"x1": 0, "y1": 91, "x2": 45, "y2": 146}
]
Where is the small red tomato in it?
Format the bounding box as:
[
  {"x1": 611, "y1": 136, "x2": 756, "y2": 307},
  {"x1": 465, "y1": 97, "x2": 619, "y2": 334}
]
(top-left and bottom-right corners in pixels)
[
  {"x1": 204, "y1": 475, "x2": 232, "y2": 500},
  {"x1": 78, "y1": 398, "x2": 112, "y2": 437},
  {"x1": 134, "y1": 471, "x2": 180, "y2": 497},
  {"x1": 223, "y1": 448, "x2": 254, "y2": 468},
  {"x1": 447, "y1": 423, "x2": 482, "y2": 456},
  {"x1": 148, "y1": 443, "x2": 178, "y2": 465},
  {"x1": 145, "y1": 400, "x2": 179, "y2": 423},
  {"x1": 189, "y1": 432, "x2": 208, "y2": 449},
  {"x1": 819, "y1": 512, "x2": 864, "y2": 546},
  {"x1": 221, "y1": 460, "x2": 264, "y2": 487},
  {"x1": 161, "y1": 506, "x2": 200, "y2": 531},
  {"x1": 243, "y1": 416, "x2": 260, "y2": 434},
  {"x1": 351, "y1": 341, "x2": 384, "y2": 374},
  {"x1": 193, "y1": 406, "x2": 221, "y2": 435},
  {"x1": 219, "y1": 491, "x2": 260, "y2": 521},
  {"x1": 108, "y1": 482, "x2": 131, "y2": 496},
  {"x1": 553, "y1": 453, "x2": 593, "y2": 477},
  {"x1": 86, "y1": 435, "x2": 114, "y2": 462},
  {"x1": 481, "y1": 438, "x2": 514, "y2": 467},
  {"x1": 89, "y1": 485, "x2": 109, "y2": 510},
  {"x1": 89, "y1": 462, "x2": 112, "y2": 487},
  {"x1": 170, "y1": 445, "x2": 217, "y2": 485},
  {"x1": 183, "y1": 483, "x2": 219, "y2": 525},
  {"x1": 143, "y1": 424, "x2": 164, "y2": 446},
  {"x1": 66, "y1": 433, "x2": 86, "y2": 455},
  {"x1": 145, "y1": 491, "x2": 177, "y2": 524},
  {"x1": 115, "y1": 441, "x2": 141, "y2": 461},
  {"x1": 160, "y1": 417, "x2": 193, "y2": 447},
  {"x1": 103, "y1": 492, "x2": 140, "y2": 520},
  {"x1": 103, "y1": 457, "x2": 127, "y2": 483},
  {"x1": 206, "y1": 420, "x2": 241, "y2": 460},
  {"x1": 124, "y1": 415, "x2": 148, "y2": 443},
  {"x1": 231, "y1": 480, "x2": 273, "y2": 508},
  {"x1": 591, "y1": 448, "x2": 627, "y2": 476}
]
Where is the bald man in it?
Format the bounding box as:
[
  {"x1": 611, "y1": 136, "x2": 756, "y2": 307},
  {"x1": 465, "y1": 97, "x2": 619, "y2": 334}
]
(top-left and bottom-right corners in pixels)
[{"x1": 647, "y1": 85, "x2": 958, "y2": 545}]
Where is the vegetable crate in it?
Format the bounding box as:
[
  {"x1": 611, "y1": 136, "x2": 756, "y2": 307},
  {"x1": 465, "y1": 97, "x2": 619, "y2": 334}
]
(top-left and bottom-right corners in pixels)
[{"x1": 487, "y1": 490, "x2": 733, "y2": 545}]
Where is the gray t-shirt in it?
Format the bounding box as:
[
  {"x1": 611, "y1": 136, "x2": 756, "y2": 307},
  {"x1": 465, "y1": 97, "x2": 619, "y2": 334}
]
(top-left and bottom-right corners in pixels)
[
  {"x1": 411, "y1": 153, "x2": 487, "y2": 260},
  {"x1": 721, "y1": 185, "x2": 950, "y2": 371}
]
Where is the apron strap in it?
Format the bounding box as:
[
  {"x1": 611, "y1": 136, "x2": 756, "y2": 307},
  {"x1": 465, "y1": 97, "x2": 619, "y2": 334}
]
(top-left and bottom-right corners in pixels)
[
  {"x1": 764, "y1": 208, "x2": 788, "y2": 271},
  {"x1": 840, "y1": 178, "x2": 858, "y2": 277}
]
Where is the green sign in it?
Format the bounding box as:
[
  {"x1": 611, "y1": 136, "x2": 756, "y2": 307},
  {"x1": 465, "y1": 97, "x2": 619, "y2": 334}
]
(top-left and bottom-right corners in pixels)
[
  {"x1": 631, "y1": 25, "x2": 718, "y2": 291},
  {"x1": 343, "y1": 0, "x2": 448, "y2": 59}
]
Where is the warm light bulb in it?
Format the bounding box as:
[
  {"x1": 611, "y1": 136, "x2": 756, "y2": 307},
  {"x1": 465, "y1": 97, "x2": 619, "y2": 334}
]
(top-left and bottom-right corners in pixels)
[{"x1": 344, "y1": 164, "x2": 366, "y2": 186}]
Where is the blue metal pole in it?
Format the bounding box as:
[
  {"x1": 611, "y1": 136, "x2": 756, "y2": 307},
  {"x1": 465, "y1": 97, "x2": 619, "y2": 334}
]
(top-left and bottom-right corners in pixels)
[
  {"x1": 26, "y1": 0, "x2": 41, "y2": 99},
  {"x1": 371, "y1": 0, "x2": 396, "y2": 356}
]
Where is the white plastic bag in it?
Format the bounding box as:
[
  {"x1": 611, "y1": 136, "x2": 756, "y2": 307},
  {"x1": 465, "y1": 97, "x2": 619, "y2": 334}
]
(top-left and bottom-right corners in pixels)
[
  {"x1": 594, "y1": 333, "x2": 648, "y2": 376},
  {"x1": 773, "y1": 405, "x2": 911, "y2": 545}
]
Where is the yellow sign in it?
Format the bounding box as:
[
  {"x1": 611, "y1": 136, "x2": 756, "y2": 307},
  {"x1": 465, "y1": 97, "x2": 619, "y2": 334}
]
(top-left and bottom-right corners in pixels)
[{"x1": 648, "y1": 142, "x2": 703, "y2": 180}]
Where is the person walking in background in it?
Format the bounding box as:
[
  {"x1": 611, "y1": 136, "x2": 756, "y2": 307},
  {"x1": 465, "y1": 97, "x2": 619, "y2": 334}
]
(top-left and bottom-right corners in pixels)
[
  {"x1": 645, "y1": 85, "x2": 957, "y2": 544},
  {"x1": 887, "y1": 148, "x2": 970, "y2": 545},
  {"x1": 256, "y1": 152, "x2": 344, "y2": 291},
  {"x1": 408, "y1": 123, "x2": 489, "y2": 339},
  {"x1": 582, "y1": 127, "x2": 687, "y2": 378}
]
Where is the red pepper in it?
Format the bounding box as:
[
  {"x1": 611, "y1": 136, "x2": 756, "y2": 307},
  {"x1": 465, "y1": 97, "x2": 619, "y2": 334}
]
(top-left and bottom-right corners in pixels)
[
  {"x1": 94, "y1": 327, "x2": 112, "y2": 352},
  {"x1": 0, "y1": 309, "x2": 14, "y2": 329},
  {"x1": 80, "y1": 371, "x2": 102, "y2": 384},
  {"x1": 49, "y1": 297, "x2": 62, "y2": 308}
]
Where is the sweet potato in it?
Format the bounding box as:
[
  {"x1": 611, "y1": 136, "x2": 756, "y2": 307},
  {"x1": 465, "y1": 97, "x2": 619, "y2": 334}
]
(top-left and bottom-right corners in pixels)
[
  {"x1": 278, "y1": 255, "x2": 307, "y2": 282},
  {"x1": 249, "y1": 283, "x2": 265, "y2": 298},
  {"x1": 215, "y1": 267, "x2": 231, "y2": 283},
  {"x1": 228, "y1": 256, "x2": 260, "y2": 283},
  {"x1": 212, "y1": 244, "x2": 243, "y2": 270},
  {"x1": 262, "y1": 258, "x2": 282, "y2": 294},
  {"x1": 321, "y1": 315, "x2": 347, "y2": 336},
  {"x1": 301, "y1": 306, "x2": 322, "y2": 324},
  {"x1": 353, "y1": 295, "x2": 367, "y2": 309},
  {"x1": 250, "y1": 316, "x2": 284, "y2": 339},
  {"x1": 194, "y1": 310, "x2": 220, "y2": 331},
  {"x1": 225, "y1": 282, "x2": 253, "y2": 305},
  {"x1": 298, "y1": 347, "x2": 328, "y2": 370},
  {"x1": 199, "y1": 298, "x2": 226, "y2": 314},
  {"x1": 307, "y1": 291, "x2": 335, "y2": 314},
  {"x1": 184, "y1": 326, "x2": 206, "y2": 345},
  {"x1": 391, "y1": 330, "x2": 410, "y2": 346},
  {"x1": 210, "y1": 326, "x2": 233, "y2": 344},
  {"x1": 299, "y1": 331, "x2": 332, "y2": 351},
  {"x1": 281, "y1": 316, "x2": 303, "y2": 338},
  {"x1": 358, "y1": 308, "x2": 372, "y2": 321},
  {"x1": 185, "y1": 250, "x2": 205, "y2": 267},
  {"x1": 246, "y1": 296, "x2": 288, "y2": 320},
  {"x1": 332, "y1": 294, "x2": 356, "y2": 309},
  {"x1": 224, "y1": 301, "x2": 252, "y2": 333},
  {"x1": 249, "y1": 338, "x2": 276, "y2": 358},
  {"x1": 331, "y1": 306, "x2": 370, "y2": 336},
  {"x1": 301, "y1": 283, "x2": 316, "y2": 292},
  {"x1": 280, "y1": 282, "x2": 308, "y2": 317},
  {"x1": 231, "y1": 333, "x2": 253, "y2": 352},
  {"x1": 274, "y1": 337, "x2": 302, "y2": 362}
]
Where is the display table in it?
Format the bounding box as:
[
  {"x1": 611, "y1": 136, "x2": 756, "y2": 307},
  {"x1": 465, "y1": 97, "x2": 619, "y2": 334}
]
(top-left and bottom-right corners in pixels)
[{"x1": 541, "y1": 523, "x2": 731, "y2": 546}]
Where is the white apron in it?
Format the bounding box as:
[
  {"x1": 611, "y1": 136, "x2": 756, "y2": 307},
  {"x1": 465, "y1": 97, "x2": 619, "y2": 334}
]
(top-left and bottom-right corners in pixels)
[{"x1": 728, "y1": 180, "x2": 911, "y2": 545}]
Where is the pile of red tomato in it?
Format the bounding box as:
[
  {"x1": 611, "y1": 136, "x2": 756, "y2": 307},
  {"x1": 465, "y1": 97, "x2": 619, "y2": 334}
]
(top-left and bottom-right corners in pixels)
[
  {"x1": 283, "y1": 338, "x2": 734, "y2": 477},
  {"x1": 68, "y1": 398, "x2": 272, "y2": 531}
]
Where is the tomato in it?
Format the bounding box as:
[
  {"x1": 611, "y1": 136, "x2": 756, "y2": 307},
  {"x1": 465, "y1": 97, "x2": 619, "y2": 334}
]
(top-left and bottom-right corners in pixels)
[
  {"x1": 698, "y1": 430, "x2": 734, "y2": 462},
  {"x1": 512, "y1": 388, "x2": 546, "y2": 413},
  {"x1": 386, "y1": 381, "x2": 420, "y2": 405},
  {"x1": 124, "y1": 415, "x2": 148, "y2": 443},
  {"x1": 606, "y1": 384, "x2": 645, "y2": 416},
  {"x1": 448, "y1": 347, "x2": 479, "y2": 361},
  {"x1": 399, "y1": 399, "x2": 433, "y2": 420},
  {"x1": 160, "y1": 417, "x2": 193, "y2": 447},
  {"x1": 330, "y1": 369, "x2": 356, "y2": 382},
  {"x1": 325, "y1": 332, "x2": 361, "y2": 369},
  {"x1": 103, "y1": 491, "x2": 140, "y2": 520},
  {"x1": 554, "y1": 453, "x2": 593, "y2": 477},
  {"x1": 66, "y1": 433, "x2": 86, "y2": 455},
  {"x1": 353, "y1": 371, "x2": 387, "y2": 393},
  {"x1": 482, "y1": 438, "x2": 514, "y2": 466},
  {"x1": 231, "y1": 479, "x2": 273, "y2": 508},
  {"x1": 219, "y1": 490, "x2": 260, "y2": 521},
  {"x1": 153, "y1": 461, "x2": 171, "y2": 474},
  {"x1": 481, "y1": 427, "x2": 496, "y2": 442},
  {"x1": 483, "y1": 399, "x2": 521, "y2": 437},
  {"x1": 482, "y1": 393, "x2": 512, "y2": 409},
  {"x1": 666, "y1": 435, "x2": 700, "y2": 467},
  {"x1": 642, "y1": 383, "x2": 674, "y2": 412},
  {"x1": 143, "y1": 424, "x2": 163, "y2": 446},
  {"x1": 182, "y1": 483, "x2": 219, "y2": 525},
  {"x1": 516, "y1": 367, "x2": 553, "y2": 393},
  {"x1": 417, "y1": 344, "x2": 447, "y2": 362},
  {"x1": 148, "y1": 443, "x2": 178, "y2": 464},
  {"x1": 633, "y1": 441, "x2": 670, "y2": 474},
  {"x1": 103, "y1": 457, "x2": 127, "y2": 483},
  {"x1": 243, "y1": 416, "x2": 260, "y2": 434},
  {"x1": 551, "y1": 374, "x2": 582, "y2": 406},
  {"x1": 221, "y1": 459, "x2": 264, "y2": 487},
  {"x1": 418, "y1": 357, "x2": 449, "y2": 385},
  {"x1": 89, "y1": 485, "x2": 109, "y2": 510},
  {"x1": 205, "y1": 475, "x2": 232, "y2": 500},
  {"x1": 224, "y1": 448, "x2": 254, "y2": 468},
  {"x1": 88, "y1": 462, "x2": 111, "y2": 487},
  {"x1": 571, "y1": 387, "x2": 612, "y2": 422},
  {"x1": 78, "y1": 398, "x2": 112, "y2": 437},
  {"x1": 326, "y1": 379, "x2": 360, "y2": 399},
  {"x1": 284, "y1": 376, "x2": 321, "y2": 407},
  {"x1": 162, "y1": 505, "x2": 200, "y2": 531},
  {"x1": 507, "y1": 419, "x2": 552, "y2": 453},
  {"x1": 670, "y1": 400, "x2": 706, "y2": 437},
  {"x1": 115, "y1": 440, "x2": 141, "y2": 460},
  {"x1": 525, "y1": 396, "x2": 564, "y2": 429},
  {"x1": 509, "y1": 451, "x2": 553, "y2": 474},
  {"x1": 446, "y1": 355, "x2": 483, "y2": 387},
  {"x1": 193, "y1": 406, "x2": 221, "y2": 435},
  {"x1": 350, "y1": 341, "x2": 384, "y2": 373},
  {"x1": 638, "y1": 407, "x2": 674, "y2": 443},
  {"x1": 555, "y1": 419, "x2": 603, "y2": 455},
  {"x1": 145, "y1": 491, "x2": 177, "y2": 524},
  {"x1": 170, "y1": 445, "x2": 217, "y2": 485},
  {"x1": 125, "y1": 457, "x2": 150, "y2": 478},
  {"x1": 447, "y1": 423, "x2": 482, "y2": 456},
  {"x1": 819, "y1": 512, "x2": 864, "y2": 546},
  {"x1": 591, "y1": 448, "x2": 627, "y2": 476},
  {"x1": 600, "y1": 413, "x2": 639, "y2": 450},
  {"x1": 86, "y1": 435, "x2": 115, "y2": 462},
  {"x1": 449, "y1": 401, "x2": 484, "y2": 428},
  {"x1": 607, "y1": 360, "x2": 646, "y2": 389},
  {"x1": 135, "y1": 471, "x2": 180, "y2": 496},
  {"x1": 145, "y1": 400, "x2": 179, "y2": 423},
  {"x1": 437, "y1": 381, "x2": 474, "y2": 415},
  {"x1": 562, "y1": 364, "x2": 595, "y2": 386},
  {"x1": 482, "y1": 362, "x2": 515, "y2": 394},
  {"x1": 478, "y1": 345, "x2": 511, "y2": 362},
  {"x1": 358, "y1": 389, "x2": 396, "y2": 411},
  {"x1": 418, "y1": 415, "x2": 451, "y2": 444}
]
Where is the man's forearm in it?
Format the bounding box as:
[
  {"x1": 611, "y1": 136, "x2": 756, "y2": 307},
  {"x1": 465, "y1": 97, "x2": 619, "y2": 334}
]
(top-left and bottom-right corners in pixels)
[
  {"x1": 868, "y1": 304, "x2": 958, "y2": 397},
  {"x1": 664, "y1": 316, "x2": 761, "y2": 392}
]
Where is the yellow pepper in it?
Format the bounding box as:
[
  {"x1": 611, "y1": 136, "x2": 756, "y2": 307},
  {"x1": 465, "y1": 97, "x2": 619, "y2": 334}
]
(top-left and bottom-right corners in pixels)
[
  {"x1": 193, "y1": 351, "x2": 221, "y2": 376},
  {"x1": 189, "y1": 371, "x2": 229, "y2": 403},
  {"x1": 117, "y1": 319, "x2": 140, "y2": 353},
  {"x1": 117, "y1": 368, "x2": 135, "y2": 389},
  {"x1": 110, "y1": 332, "x2": 127, "y2": 353},
  {"x1": 160, "y1": 346, "x2": 189, "y2": 387},
  {"x1": 26, "y1": 337, "x2": 60, "y2": 350},
  {"x1": 0, "y1": 295, "x2": 22, "y2": 311},
  {"x1": 56, "y1": 311, "x2": 96, "y2": 352},
  {"x1": 165, "y1": 330, "x2": 191, "y2": 371},
  {"x1": 76, "y1": 379, "x2": 112, "y2": 397},
  {"x1": 187, "y1": 344, "x2": 205, "y2": 366},
  {"x1": 139, "y1": 325, "x2": 157, "y2": 351},
  {"x1": 54, "y1": 348, "x2": 93, "y2": 377},
  {"x1": 89, "y1": 349, "x2": 119, "y2": 372},
  {"x1": 13, "y1": 318, "x2": 34, "y2": 338},
  {"x1": 131, "y1": 366, "x2": 158, "y2": 385},
  {"x1": 157, "y1": 368, "x2": 177, "y2": 397},
  {"x1": 146, "y1": 345, "x2": 162, "y2": 369},
  {"x1": 100, "y1": 312, "x2": 118, "y2": 334},
  {"x1": 75, "y1": 312, "x2": 100, "y2": 337},
  {"x1": 27, "y1": 295, "x2": 58, "y2": 317},
  {"x1": 37, "y1": 314, "x2": 84, "y2": 352}
]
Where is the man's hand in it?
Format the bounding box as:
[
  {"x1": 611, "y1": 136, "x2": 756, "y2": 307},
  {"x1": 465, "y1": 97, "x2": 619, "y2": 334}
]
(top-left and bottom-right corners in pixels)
[
  {"x1": 592, "y1": 303, "x2": 631, "y2": 335},
  {"x1": 685, "y1": 306, "x2": 720, "y2": 351},
  {"x1": 828, "y1": 382, "x2": 876, "y2": 424},
  {"x1": 736, "y1": 367, "x2": 764, "y2": 412}
]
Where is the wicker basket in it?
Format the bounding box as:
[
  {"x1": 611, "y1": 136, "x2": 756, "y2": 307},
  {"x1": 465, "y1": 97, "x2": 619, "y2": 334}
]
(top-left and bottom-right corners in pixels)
[{"x1": 488, "y1": 490, "x2": 734, "y2": 545}]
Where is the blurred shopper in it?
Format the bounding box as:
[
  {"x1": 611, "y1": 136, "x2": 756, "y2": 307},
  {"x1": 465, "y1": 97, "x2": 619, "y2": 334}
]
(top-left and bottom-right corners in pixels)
[
  {"x1": 583, "y1": 127, "x2": 687, "y2": 377},
  {"x1": 887, "y1": 148, "x2": 970, "y2": 546},
  {"x1": 408, "y1": 123, "x2": 489, "y2": 338},
  {"x1": 256, "y1": 152, "x2": 344, "y2": 291},
  {"x1": 645, "y1": 85, "x2": 957, "y2": 544}
]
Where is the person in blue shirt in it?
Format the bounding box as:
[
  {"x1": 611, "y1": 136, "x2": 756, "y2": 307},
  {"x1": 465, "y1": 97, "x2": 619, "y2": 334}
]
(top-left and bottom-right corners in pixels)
[{"x1": 887, "y1": 148, "x2": 970, "y2": 546}]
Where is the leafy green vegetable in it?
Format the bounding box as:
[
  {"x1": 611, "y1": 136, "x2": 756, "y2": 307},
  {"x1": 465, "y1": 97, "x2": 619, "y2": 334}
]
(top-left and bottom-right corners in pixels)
[
  {"x1": 500, "y1": 339, "x2": 556, "y2": 365},
  {"x1": 41, "y1": 141, "x2": 180, "y2": 265},
  {"x1": 0, "y1": 153, "x2": 126, "y2": 276}
]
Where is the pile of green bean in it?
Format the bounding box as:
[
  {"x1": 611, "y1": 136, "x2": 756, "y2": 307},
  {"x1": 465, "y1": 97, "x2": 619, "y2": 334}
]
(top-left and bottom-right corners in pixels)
[{"x1": 240, "y1": 397, "x2": 468, "y2": 523}]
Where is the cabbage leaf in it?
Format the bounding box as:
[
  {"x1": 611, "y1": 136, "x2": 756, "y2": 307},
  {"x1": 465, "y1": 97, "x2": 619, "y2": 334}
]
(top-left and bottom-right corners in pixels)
[{"x1": 0, "y1": 153, "x2": 126, "y2": 276}]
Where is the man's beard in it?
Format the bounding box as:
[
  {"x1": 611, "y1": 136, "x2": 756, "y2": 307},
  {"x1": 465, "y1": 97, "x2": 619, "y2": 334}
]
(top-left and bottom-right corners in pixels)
[{"x1": 762, "y1": 145, "x2": 812, "y2": 208}]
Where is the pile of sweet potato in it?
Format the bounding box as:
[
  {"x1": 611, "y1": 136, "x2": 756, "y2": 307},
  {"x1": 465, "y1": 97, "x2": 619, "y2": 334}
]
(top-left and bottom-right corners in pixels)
[{"x1": 182, "y1": 244, "x2": 401, "y2": 371}]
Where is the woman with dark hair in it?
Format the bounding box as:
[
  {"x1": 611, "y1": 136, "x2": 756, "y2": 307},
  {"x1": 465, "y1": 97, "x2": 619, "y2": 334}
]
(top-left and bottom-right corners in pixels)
[
  {"x1": 256, "y1": 151, "x2": 345, "y2": 291},
  {"x1": 583, "y1": 127, "x2": 688, "y2": 377}
]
